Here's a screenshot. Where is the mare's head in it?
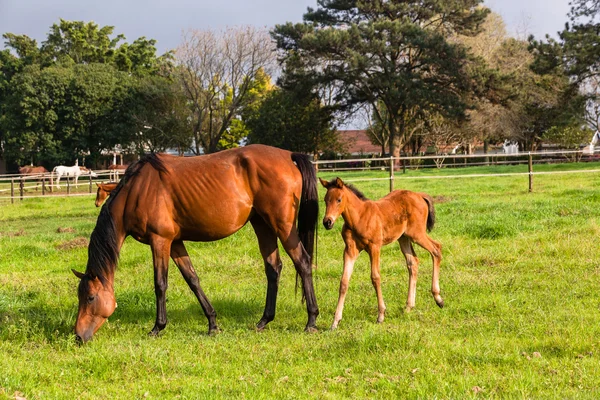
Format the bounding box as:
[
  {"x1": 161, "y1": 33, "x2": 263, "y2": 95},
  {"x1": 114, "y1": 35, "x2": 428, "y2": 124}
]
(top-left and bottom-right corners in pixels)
[
  {"x1": 319, "y1": 177, "x2": 349, "y2": 230},
  {"x1": 72, "y1": 269, "x2": 116, "y2": 342},
  {"x1": 95, "y1": 183, "x2": 116, "y2": 207}
]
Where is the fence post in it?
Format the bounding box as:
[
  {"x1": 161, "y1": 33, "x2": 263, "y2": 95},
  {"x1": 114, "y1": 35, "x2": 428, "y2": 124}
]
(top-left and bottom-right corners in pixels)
[
  {"x1": 19, "y1": 178, "x2": 24, "y2": 201},
  {"x1": 528, "y1": 152, "x2": 533, "y2": 192},
  {"x1": 42, "y1": 175, "x2": 46, "y2": 196},
  {"x1": 89, "y1": 173, "x2": 93, "y2": 193},
  {"x1": 67, "y1": 178, "x2": 70, "y2": 195},
  {"x1": 11, "y1": 178, "x2": 14, "y2": 204},
  {"x1": 389, "y1": 156, "x2": 395, "y2": 192}
]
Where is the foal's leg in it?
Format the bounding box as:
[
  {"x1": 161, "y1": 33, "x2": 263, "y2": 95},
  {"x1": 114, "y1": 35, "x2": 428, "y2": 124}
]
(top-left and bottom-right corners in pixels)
[
  {"x1": 250, "y1": 215, "x2": 283, "y2": 331},
  {"x1": 368, "y1": 246, "x2": 386, "y2": 323},
  {"x1": 170, "y1": 240, "x2": 219, "y2": 334},
  {"x1": 399, "y1": 236, "x2": 419, "y2": 312},
  {"x1": 332, "y1": 238, "x2": 360, "y2": 329},
  {"x1": 149, "y1": 236, "x2": 172, "y2": 336},
  {"x1": 412, "y1": 233, "x2": 444, "y2": 308}
]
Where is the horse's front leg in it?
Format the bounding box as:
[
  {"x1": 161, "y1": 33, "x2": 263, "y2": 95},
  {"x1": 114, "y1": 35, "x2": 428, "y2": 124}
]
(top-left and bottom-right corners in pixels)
[
  {"x1": 149, "y1": 236, "x2": 172, "y2": 336},
  {"x1": 368, "y1": 246, "x2": 386, "y2": 323},
  {"x1": 332, "y1": 237, "x2": 359, "y2": 330}
]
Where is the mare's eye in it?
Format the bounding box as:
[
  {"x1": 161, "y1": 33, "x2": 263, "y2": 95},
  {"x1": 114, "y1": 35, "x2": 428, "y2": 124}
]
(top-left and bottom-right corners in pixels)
[
  {"x1": 337, "y1": 198, "x2": 342, "y2": 203},
  {"x1": 87, "y1": 296, "x2": 95, "y2": 303}
]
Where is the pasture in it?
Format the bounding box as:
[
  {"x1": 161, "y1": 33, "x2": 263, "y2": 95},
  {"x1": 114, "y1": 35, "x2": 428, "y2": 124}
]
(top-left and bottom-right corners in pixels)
[{"x1": 1, "y1": 162, "x2": 600, "y2": 398}]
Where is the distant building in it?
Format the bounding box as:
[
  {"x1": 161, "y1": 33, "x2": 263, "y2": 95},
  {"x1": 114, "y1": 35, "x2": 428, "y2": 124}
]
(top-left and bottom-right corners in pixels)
[{"x1": 337, "y1": 130, "x2": 382, "y2": 156}]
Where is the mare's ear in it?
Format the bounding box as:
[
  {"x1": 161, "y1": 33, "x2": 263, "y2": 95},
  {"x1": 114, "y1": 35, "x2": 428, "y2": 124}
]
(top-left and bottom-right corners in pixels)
[
  {"x1": 72, "y1": 269, "x2": 85, "y2": 279},
  {"x1": 319, "y1": 178, "x2": 329, "y2": 188},
  {"x1": 96, "y1": 183, "x2": 101, "y2": 188},
  {"x1": 335, "y1": 177, "x2": 344, "y2": 188}
]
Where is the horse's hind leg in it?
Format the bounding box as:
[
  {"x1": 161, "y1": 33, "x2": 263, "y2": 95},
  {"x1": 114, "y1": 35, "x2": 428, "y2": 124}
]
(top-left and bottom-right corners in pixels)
[
  {"x1": 149, "y1": 236, "x2": 172, "y2": 336},
  {"x1": 412, "y1": 234, "x2": 444, "y2": 308},
  {"x1": 399, "y1": 236, "x2": 419, "y2": 312},
  {"x1": 170, "y1": 240, "x2": 219, "y2": 334},
  {"x1": 250, "y1": 215, "x2": 283, "y2": 331},
  {"x1": 273, "y1": 222, "x2": 319, "y2": 332}
]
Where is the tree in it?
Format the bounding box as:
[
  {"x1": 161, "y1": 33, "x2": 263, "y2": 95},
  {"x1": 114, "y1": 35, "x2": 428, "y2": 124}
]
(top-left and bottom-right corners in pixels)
[
  {"x1": 0, "y1": 20, "x2": 176, "y2": 167},
  {"x1": 124, "y1": 76, "x2": 193, "y2": 154},
  {"x1": 246, "y1": 87, "x2": 343, "y2": 157},
  {"x1": 176, "y1": 27, "x2": 276, "y2": 154},
  {"x1": 272, "y1": 0, "x2": 490, "y2": 159}
]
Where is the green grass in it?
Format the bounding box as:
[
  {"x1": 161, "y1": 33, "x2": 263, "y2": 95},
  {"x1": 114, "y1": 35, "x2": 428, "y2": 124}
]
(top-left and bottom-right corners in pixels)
[{"x1": 1, "y1": 162, "x2": 600, "y2": 398}]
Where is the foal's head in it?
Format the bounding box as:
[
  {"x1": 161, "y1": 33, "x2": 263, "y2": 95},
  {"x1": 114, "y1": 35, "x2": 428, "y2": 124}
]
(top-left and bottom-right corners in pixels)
[
  {"x1": 95, "y1": 183, "x2": 116, "y2": 207},
  {"x1": 319, "y1": 177, "x2": 350, "y2": 230},
  {"x1": 72, "y1": 269, "x2": 117, "y2": 342}
]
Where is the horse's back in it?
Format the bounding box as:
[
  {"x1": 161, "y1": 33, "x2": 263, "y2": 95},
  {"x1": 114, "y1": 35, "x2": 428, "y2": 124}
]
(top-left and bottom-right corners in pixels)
[{"x1": 120, "y1": 145, "x2": 303, "y2": 242}]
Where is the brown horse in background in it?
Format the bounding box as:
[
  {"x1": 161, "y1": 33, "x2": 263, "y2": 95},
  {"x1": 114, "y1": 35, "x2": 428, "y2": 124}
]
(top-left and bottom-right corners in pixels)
[
  {"x1": 72, "y1": 145, "x2": 319, "y2": 342},
  {"x1": 19, "y1": 165, "x2": 50, "y2": 191},
  {"x1": 95, "y1": 182, "x2": 118, "y2": 207},
  {"x1": 320, "y1": 178, "x2": 443, "y2": 329},
  {"x1": 108, "y1": 164, "x2": 128, "y2": 181}
]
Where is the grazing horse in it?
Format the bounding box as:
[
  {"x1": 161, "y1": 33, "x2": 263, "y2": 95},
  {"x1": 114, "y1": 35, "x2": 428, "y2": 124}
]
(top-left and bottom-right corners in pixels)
[
  {"x1": 94, "y1": 182, "x2": 118, "y2": 207},
  {"x1": 72, "y1": 145, "x2": 319, "y2": 342},
  {"x1": 51, "y1": 165, "x2": 97, "y2": 189},
  {"x1": 320, "y1": 177, "x2": 443, "y2": 329},
  {"x1": 18, "y1": 165, "x2": 49, "y2": 191}
]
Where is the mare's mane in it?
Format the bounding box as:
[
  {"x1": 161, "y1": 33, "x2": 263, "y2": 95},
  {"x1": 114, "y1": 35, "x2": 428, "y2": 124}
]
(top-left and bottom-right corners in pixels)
[{"x1": 85, "y1": 154, "x2": 168, "y2": 283}]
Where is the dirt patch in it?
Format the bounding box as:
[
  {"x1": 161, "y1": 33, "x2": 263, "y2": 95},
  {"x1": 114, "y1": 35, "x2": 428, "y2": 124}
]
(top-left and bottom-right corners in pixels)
[
  {"x1": 56, "y1": 227, "x2": 76, "y2": 233},
  {"x1": 56, "y1": 237, "x2": 89, "y2": 250},
  {"x1": 433, "y1": 195, "x2": 452, "y2": 204},
  {"x1": 0, "y1": 228, "x2": 26, "y2": 237}
]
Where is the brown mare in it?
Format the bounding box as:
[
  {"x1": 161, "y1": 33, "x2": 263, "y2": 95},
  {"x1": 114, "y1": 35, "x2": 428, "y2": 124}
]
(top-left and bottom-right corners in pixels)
[
  {"x1": 73, "y1": 145, "x2": 319, "y2": 342},
  {"x1": 19, "y1": 166, "x2": 50, "y2": 191},
  {"x1": 320, "y1": 178, "x2": 443, "y2": 329},
  {"x1": 94, "y1": 182, "x2": 118, "y2": 207}
]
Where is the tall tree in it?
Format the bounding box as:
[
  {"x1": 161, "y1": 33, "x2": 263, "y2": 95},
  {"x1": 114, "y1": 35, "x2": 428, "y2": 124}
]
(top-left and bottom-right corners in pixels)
[
  {"x1": 176, "y1": 26, "x2": 276, "y2": 153},
  {"x1": 272, "y1": 0, "x2": 490, "y2": 159},
  {"x1": 246, "y1": 87, "x2": 343, "y2": 157}
]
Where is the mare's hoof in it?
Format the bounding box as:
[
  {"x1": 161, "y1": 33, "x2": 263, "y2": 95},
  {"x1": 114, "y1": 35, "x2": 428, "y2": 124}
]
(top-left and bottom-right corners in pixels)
[
  {"x1": 404, "y1": 306, "x2": 413, "y2": 314},
  {"x1": 256, "y1": 319, "x2": 270, "y2": 332},
  {"x1": 148, "y1": 329, "x2": 161, "y2": 337},
  {"x1": 304, "y1": 326, "x2": 318, "y2": 334},
  {"x1": 208, "y1": 327, "x2": 221, "y2": 336}
]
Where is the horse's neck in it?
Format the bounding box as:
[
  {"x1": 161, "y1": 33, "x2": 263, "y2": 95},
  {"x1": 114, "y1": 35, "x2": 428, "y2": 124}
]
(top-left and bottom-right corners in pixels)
[{"x1": 341, "y1": 191, "x2": 369, "y2": 230}]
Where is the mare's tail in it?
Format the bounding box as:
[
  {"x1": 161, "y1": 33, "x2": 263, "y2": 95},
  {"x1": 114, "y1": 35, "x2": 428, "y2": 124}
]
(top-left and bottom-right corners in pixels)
[
  {"x1": 291, "y1": 153, "x2": 318, "y2": 302},
  {"x1": 422, "y1": 194, "x2": 436, "y2": 232}
]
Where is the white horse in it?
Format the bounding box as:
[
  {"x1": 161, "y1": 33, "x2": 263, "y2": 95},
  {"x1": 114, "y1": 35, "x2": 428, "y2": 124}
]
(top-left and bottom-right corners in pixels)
[{"x1": 51, "y1": 165, "x2": 97, "y2": 189}]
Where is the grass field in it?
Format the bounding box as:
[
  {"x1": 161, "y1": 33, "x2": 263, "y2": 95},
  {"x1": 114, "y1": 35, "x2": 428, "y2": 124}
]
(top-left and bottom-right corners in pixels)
[{"x1": 1, "y1": 162, "x2": 600, "y2": 398}]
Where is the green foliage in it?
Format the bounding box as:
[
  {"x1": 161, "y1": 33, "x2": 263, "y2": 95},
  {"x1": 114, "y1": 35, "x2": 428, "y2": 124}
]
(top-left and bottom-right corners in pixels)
[
  {"x1": 0, "y1": 20, "x2": 179, "y2": 167},
  {"x1": 543, "y1": 125, "x2": 592, "y2": 151},
  {"x1": 246, "y1": 87, "x2": 342, "y2": 156},
  {"x1": 272, "y1": 0, "x2": 490, "y2": 157}
]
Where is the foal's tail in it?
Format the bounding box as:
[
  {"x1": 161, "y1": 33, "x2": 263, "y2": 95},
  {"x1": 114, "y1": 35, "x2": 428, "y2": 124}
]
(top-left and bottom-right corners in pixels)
[
  {"x1": 422, "y1": 194, "x2": 436, "y2": 232},
  {"x1": 291, "y1": 153, "x2": 318, "y2": 301}
]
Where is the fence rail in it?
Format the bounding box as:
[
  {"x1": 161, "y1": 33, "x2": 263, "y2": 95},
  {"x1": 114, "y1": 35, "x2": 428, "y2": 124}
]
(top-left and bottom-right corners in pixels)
[{"x1": 1, "y1": 149, "x2": 598, "y2": 203}]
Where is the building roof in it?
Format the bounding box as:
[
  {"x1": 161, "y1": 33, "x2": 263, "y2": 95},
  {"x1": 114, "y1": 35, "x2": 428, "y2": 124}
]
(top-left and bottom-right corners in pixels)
[{"x1": 337, "y1": 130, "x2": 382, "y2": 155}]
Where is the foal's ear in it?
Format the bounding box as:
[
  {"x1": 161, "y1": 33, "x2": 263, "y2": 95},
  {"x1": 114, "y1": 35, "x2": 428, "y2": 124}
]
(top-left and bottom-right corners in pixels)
[
  {"x1": 319, "y1": 178, "x2": 329, "y2": 188},
  {"x1": 72, "y1": 269, "x2": 85, "y2": 279},
  {"x1": 335, "y1": 177, "x2": 344, "y2": 188},
  {"x1": 96, "y1": 183, "x2": 101, "y2": 188}
]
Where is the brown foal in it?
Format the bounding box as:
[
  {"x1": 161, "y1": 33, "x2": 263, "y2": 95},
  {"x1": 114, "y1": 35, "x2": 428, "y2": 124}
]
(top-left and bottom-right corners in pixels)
[
  {"x1": 320, "y1": 178, "x2": 443, "y2": 329},
  {"x1": 94, "y1": 182, "x2": 118, "y2": 207}
]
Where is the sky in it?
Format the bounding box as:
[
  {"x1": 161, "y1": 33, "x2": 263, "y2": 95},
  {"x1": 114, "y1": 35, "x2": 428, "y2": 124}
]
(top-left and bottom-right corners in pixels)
[{"x1": 0, "y1": 0, "x2": 571, "y2": 54}]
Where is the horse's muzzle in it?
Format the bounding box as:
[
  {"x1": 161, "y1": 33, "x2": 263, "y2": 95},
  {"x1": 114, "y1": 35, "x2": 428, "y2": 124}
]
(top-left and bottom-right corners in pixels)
[{"x1": 323, "y1": 217, "x2": 334, "y2": 230}]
